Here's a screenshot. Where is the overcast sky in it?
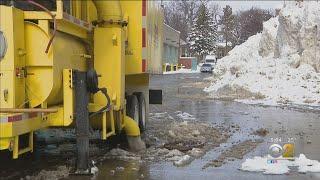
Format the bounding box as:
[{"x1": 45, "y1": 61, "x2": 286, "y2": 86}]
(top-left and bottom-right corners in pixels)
[{"x1": 211, "y1": 1, "x2": 285, "y2": 11}]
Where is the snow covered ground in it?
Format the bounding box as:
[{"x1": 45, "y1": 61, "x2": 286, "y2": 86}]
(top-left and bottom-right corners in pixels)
[
  {"x1": 241, "y1": 154, "x2": 320, "y2": 175},
  {"x1": 163, "y1": 67, "x2": 200, "y2": 74},
  {"x1": 204, "y1": 1, "x2": 320, "y2": 107}
]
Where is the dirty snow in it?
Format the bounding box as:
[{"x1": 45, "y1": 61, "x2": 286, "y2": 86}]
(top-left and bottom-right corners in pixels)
[
  {"x1": 173, "y1": 155, "x2": 192, "y2": 167},
  {"x1": 146, "y1": 113, "x2": 228, "y2": 166},
  {"x1": 203, "y1": 140, "x2": 263, "y2": 169},
  {"x1": 163, "y1": 67, "x2": 200, "y2": 74},
  {"x1": 205, "y1": 1, "x2": 320, "y2": 107},
  {"x1": 175, "y1": 111, "x2": 196, "y2": 120},
  {"x1": 104, "y1": 148, "x2": 141, "y2": 161},
  {"x1": 104, "y1": 112, "x2": 228, "y2": 167},
  {"x1": 91, "y1": 166, "x2": 99, "y2": 175},
  {"x1": 25, "y1": 166, "x2": 70, "y2": 180},
  {"x1": 241, "y1": 154, "x2": 320, "y2": 175}
]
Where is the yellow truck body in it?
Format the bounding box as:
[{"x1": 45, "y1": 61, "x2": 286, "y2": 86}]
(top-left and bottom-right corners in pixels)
[{"x1": 0, "y1": 0, "x2": 164, "y2": 159}]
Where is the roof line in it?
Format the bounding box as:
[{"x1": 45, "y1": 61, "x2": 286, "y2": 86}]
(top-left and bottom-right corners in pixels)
[{"x1": 164, "y1": 23, "x2": 181, "y2": 34}]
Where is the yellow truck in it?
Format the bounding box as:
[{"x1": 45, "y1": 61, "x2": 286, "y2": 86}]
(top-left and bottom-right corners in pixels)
[{"x1": 0, "y1": 0, "x2": 163, "y2": 172}]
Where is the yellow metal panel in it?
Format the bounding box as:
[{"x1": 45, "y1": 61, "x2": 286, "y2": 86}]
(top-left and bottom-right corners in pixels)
[
  {"x1": 47, "y1": 107, "x2": 64, "y2": 126},
  {"x1": 63, "y1": 69, "x2": 74, "y2": 126},
  {"x1": 56, "y1": 0, "x2": 63, "y2": 19},
  {"x1": 49, "y1": 31, "x2": 87, "y2": 106},
  {"x1": 56, "y1": 20, "x2": 88, "y2": 39},
  {"x1": 24, "y1": 11, "x2": 53, "y2": 20},
  {"x1": 121, "y1": 1, "x2": 143, "y2": 74},
  {"x1": 0, "y1": 138, "x2": 12, "y2": 151},
  {"x1": 24, "y1": 22, "x2": 53, "y2": 107},
  {"x1": 0, "y1": 6, "x2": 26, "y2": 108},
  {"x1": 102, "y1": 112, "x2": 107, "y2": 139},
  {"x1": 87, "y1": 1, "x2": 98, "y2": 22},
  {"x1": 24, "y1": 6, "x2": 91, "y2": 39},
  {"x1": 0, "y1": 116, "x2": 45, "y2": 138},
  {"x1": 125, "y1": 73, "x2": 149, "y2": 86},
  {"x1": 94, "y1": 27, "x2": 125, "y2": 110},
  {"x1": 71, "y1": 0, "x2": 79, "y2": 18},
  {"x1": 0, "y1": 122, "x2": 13, "y2": 138},
  {"x1": 13, "y1": 136, "x2": 18, "y2": 159},
  {"x1": 25, "y1": 22, "x2": 87, "y2": 107},
  {"x1": 12, "y1": 116, "x2": 47, "y2": 136},
  {"x1": 81, "y1": 1, "x2": 88, "y2": 21},
  {"x1": 70, "y1": 0, "x2": 88, "y2": 21},
  {"x1": 0, "y1": 71, "x2": 14, "y2": 108}
]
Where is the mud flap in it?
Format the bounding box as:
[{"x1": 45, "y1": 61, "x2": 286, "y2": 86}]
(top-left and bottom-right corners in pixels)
[{"x1": 149, "y1": 89, "x2": 162, "y2": 104}]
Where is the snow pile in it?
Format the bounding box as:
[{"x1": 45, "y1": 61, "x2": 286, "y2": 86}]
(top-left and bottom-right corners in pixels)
[
  {"x1": 173, "y1": 155, "x2": 192, "y2": 167},
  {"x1": 91, "y1": 160, "x2": 99, "y2": 175},
  {"x1": 163, "y1": 66, "x2": 200, "y2": 74},
  {"x1": 104, "y1": 148, "x2": 141, "y2": 161},
  {"x1": 241, "y1": 154, "x2": 320, "y2": 175},
  {"x1": 205, "y1": 1, "x2": 320, "y2": 106},
  {"x1": 176, "y1": 111, "x2": 196, "y2": 120}
]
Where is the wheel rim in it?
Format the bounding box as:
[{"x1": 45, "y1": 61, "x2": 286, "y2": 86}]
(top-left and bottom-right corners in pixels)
[{"x1": 134, "y1": 103, "x2": 139, "y2": 123}]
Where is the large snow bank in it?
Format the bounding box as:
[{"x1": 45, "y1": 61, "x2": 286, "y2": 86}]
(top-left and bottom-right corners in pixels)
[
  {"x1": 241, "y1": 154, "x2": 320, "y2": 175},
  {"x1": 205, "y1": 1, "x2": 320, "y2": 106}
]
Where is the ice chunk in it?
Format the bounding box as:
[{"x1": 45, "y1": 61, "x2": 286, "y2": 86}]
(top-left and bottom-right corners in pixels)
[{"x1": 173, "y1": 155, "x2": 192, "y2": 167}]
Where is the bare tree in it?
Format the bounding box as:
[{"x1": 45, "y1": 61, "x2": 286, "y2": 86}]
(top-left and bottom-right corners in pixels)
[
  {"x1": 163, "y1": 2, "x2": 186, "y2": 39},
  {"x1": 234, "y1": 8, "x2": 274, "y2": 45},
  {"x1": 209, "y1": 3, "x2": 221, "y2": 24},
  {"x1": 163, "y1": 1, "x2": 202, "y2": 41}
]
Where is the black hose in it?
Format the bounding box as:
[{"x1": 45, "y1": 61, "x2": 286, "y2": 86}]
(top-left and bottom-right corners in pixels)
[
  {"x1": 86, "y1": 69, "x2": 111, "y2": 118},
  {"x1": 89, "y1": 88, "x2": 111, "y2": 118},
  {"x1": 86, "y1": 69, "x2": 100, "y2": 94}
]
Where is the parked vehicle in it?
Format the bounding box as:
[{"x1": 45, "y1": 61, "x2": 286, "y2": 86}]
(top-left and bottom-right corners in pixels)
[
  {"x1": 200, "y1": 63, "x2": 213, "y2": 73},
  {"x1": 204, "y1": 55, "x2": 217, "y2": 65},
  {"x1": 0, "y1": 0, "x2": 164, "y2": 172}
]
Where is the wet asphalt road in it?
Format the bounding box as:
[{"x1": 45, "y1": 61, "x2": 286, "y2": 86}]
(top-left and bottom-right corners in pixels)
[
  {"x1": 79, "y1": 73, "x2": 320, "y2": 180},
  {"x1": 2, "y1": 73, "x2": 320, "y2": 180},
  {"x1": 146, "y1": 73, "x2": 320, "y2": 180}
]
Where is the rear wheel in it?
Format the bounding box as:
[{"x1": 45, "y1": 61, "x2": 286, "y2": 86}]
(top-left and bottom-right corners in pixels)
[
  {"x1": 125, "y1": 94, "x2": 146, "y2": 151},
  {"x1": 133, "y1": 92, "x2": 146, "y2": 132},
  {"x1": 126, "y1": 95, "x2": 139, "y2": 124}
]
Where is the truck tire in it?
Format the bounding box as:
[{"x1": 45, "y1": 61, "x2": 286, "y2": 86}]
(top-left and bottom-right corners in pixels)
[
  {"x1": 133, "y1": 92, "x2": 146, "y2": 132},
  {"x1": 126, "y1": 95, "x2": 139, "y2": 124}
]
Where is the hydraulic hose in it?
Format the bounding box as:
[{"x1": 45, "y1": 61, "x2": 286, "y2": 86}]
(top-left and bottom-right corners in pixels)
[
  {"x1": 89, "y1": 88, "x2": 111, "y2": 118},
  {"x1": 87, "y1": 68, "x2": 111, "y2": 118}
]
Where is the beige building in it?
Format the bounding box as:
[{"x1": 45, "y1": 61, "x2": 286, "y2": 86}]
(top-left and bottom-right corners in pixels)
[{"x1": 163, "y1": 24, "x2": 180, "y2": 65}]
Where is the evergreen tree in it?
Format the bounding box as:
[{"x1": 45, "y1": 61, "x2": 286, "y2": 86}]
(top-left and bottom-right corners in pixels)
[
  {"x1": 187, "y1": 3, "x2": 217, "y2": 60},
  {"x1": 220, "y1": 5, "x2": 236, "y2": 53}
]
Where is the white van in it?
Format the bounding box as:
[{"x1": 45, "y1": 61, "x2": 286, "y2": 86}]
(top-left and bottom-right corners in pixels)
[{"x1": 204, "y1": 55, "x2": 217, "y2": 66}]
